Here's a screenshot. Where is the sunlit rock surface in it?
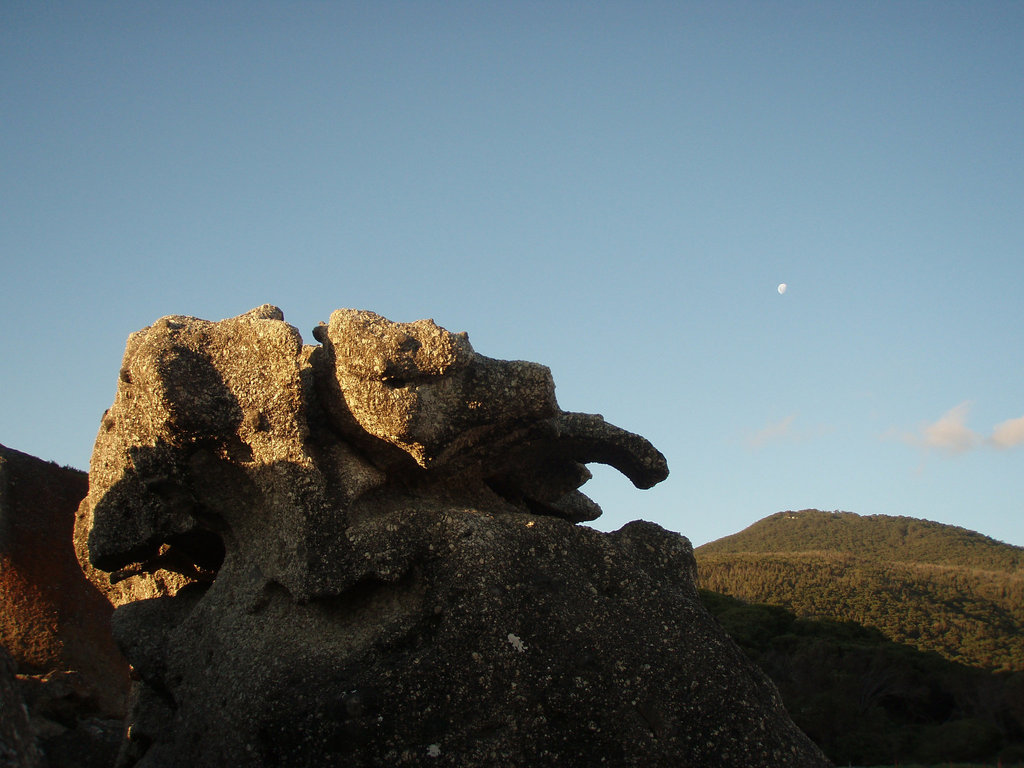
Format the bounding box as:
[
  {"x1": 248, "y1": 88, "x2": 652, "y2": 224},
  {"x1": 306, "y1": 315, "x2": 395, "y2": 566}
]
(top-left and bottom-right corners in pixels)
[
  {"x1": 0, "y1": 445, "x2": 127, "y2": 767},
  {"x1": 80, "y1": 306, "x2": 829, "y2": 767}
]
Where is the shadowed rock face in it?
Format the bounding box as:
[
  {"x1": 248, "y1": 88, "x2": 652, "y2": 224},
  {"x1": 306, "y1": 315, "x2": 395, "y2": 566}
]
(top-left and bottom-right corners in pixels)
[
  {"x1": 1, "y1": 646, "x2": 43, "y2": 768},
  {"x1": 80, "y1": 306, "x2": 830, "y2": 767}
]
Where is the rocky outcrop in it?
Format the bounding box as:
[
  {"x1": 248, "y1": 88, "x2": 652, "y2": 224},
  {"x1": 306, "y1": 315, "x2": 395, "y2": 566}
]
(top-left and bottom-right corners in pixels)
[
  {"x1": 0, "y1": 444, "x2": 126, "y2": 717},
  {"x1": 79, "y1": 306, "x2": 830, "y2": 767},
  {"x1": 1, "y1": 445, "x2": 135, "y2": 767}
]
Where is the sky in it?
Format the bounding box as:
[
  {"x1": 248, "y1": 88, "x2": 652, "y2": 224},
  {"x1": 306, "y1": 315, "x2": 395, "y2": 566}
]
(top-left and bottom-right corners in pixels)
[{"x1": 2, "y1": 1, "x2": 1022, "y2": 549}]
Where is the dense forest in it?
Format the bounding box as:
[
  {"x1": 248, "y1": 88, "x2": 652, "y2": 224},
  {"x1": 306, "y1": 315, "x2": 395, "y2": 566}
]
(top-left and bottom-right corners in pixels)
[
  {"x1": 696, "y1": 509, "x2": 1024, "y2": 672},
  {"x1": 698, "y1": 510, "x2": 1023, "y2": 571},
  {"x1": 699, "y1": 590, "x2": 1024, "y2": 765},
  {"x1": 694, "y1": 510, "x2": 1024, "y2": 763}
]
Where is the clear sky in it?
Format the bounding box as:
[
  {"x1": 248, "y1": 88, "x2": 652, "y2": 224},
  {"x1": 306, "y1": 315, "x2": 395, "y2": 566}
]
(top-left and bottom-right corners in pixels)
[{"x1": 3, "y1": 2, "x2": 1022, "y2": 548}]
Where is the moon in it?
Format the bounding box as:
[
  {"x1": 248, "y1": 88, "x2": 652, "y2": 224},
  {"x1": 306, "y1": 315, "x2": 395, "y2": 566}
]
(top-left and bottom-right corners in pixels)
[{"x1": 777, "y1": 283, "x2": 787, "y2": 295}]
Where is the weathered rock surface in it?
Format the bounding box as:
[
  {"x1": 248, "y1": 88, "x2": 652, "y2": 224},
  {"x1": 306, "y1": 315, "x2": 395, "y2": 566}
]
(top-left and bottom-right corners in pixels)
[
  {"x1": 80, "y1": 306, "x2": 830, "y2": 767},
  {"x1": 0, "y1": 444, "x2": 126, "y2": 717},
  {"x1": 1, "y1": 444, "x2": 139, "y2": 767}
]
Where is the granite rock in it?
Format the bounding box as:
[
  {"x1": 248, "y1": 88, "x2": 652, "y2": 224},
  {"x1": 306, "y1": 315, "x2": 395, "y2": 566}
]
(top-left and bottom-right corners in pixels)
[{"x1": 78, "y1": 306, "x2": 830, "y2": 767}]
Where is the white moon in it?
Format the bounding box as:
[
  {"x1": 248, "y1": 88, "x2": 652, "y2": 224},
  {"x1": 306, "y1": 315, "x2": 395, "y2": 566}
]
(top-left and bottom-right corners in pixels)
[{"x1": 777, "y1": 283, "x2": 787, "y2": 294}]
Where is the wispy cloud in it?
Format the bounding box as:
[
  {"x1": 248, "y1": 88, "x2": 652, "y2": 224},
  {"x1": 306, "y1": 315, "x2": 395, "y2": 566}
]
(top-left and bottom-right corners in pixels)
[
  {"x1": 895, "y1": 402, "x2": 1024, "y2": 455},
  {"x1": 746, "y1": 414, "x2": 796, "y2": 450},
  {"x1": 745, "y1": 414, "x2": 830, "y2": 450},
  {"x1": 990, "y1": 415, "x2": 1024, "y2": 449}
]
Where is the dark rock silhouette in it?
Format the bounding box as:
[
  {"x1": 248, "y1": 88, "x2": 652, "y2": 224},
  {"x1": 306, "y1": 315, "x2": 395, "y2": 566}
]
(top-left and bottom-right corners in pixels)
[
  {"x1": 1, "y1": 646, "x2": 42, "y2": 768},
  {"x1": 74, "y1": 306, "x2": 829, "y2": 767}
]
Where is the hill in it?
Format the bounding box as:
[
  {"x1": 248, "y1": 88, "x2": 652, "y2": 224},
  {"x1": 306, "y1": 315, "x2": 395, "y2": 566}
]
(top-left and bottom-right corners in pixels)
[
  {"x1": 698, "y1": 590, "x2": 1024, "y2": 765},
  {"x1": 695, "y1": 510, "x2": 1024, "y2": 672}
]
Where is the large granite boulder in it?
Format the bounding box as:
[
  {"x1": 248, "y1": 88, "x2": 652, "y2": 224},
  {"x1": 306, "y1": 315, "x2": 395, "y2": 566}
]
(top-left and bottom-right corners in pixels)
[{"x1": 81, "y1": 306, "x2": 830, "y2": 767}]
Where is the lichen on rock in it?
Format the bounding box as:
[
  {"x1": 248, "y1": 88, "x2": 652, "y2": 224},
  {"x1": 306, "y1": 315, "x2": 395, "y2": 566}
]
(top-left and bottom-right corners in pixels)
[{"x1": 77, "y1": 306, "x2": 830, "y2": 767}]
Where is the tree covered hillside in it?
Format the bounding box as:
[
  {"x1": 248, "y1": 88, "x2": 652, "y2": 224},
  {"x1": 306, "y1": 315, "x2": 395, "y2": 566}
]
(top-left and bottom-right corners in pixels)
[
  {"x1": 696, "y1": 510, "x2": 1024, "y2": 672},
  {"x1": 699, "y1": 590, "x2": 1024, "y2": 765},
  {"x1": 698, "y1": 509, "x2": 1023, "y2": 569}
]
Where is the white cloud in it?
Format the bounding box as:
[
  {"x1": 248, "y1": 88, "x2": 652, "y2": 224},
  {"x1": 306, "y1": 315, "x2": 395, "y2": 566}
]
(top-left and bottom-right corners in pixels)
[
  {"x1": 895, "y1": 401, "x2": 981, "y2": 456},
  {"x1": 918, "y1": 401, "x2": 981, "y2": 455},
  {"x1": 990, "y1": 415, "x2": 1024, "y2": 449},
  {"x1": 896, "y1": 402, "x2": 1024, "y2": 456}
]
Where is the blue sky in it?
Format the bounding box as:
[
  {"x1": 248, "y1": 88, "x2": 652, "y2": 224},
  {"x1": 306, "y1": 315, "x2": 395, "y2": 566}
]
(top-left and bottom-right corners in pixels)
[{"x1": 3, "y1": 2, "x2": 1022, "y2": 548}]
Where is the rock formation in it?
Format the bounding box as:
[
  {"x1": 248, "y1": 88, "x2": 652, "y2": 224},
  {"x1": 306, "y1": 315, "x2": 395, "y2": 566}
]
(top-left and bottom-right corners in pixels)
[
  {"x1": 0, "y1": 444, "x2": 131, "y2": 711},
  {"x1": 75, "y1": 305, "x2": 830, "y2": 767},
  {"x1": 0, "y1": 445, "x2": 127, "y2": 767},
  {"x1": 0, "y1": 447, "x2": 107, "y2": 688}
]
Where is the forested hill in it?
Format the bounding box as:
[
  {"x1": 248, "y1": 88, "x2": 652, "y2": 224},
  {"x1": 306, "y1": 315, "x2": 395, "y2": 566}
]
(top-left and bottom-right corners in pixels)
[
  {"x1": 695, "y1": 510, "x2": 1024, "y2": 671},
  {"x1": 698, "y1": 509, "x2": 1023, "y2": 570}
]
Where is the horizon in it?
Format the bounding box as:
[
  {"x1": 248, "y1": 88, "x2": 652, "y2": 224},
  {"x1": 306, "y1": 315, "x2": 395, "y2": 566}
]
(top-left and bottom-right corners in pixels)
[{"x1": 2, "y1": 2, "x2": 1022, "y2": 548}]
